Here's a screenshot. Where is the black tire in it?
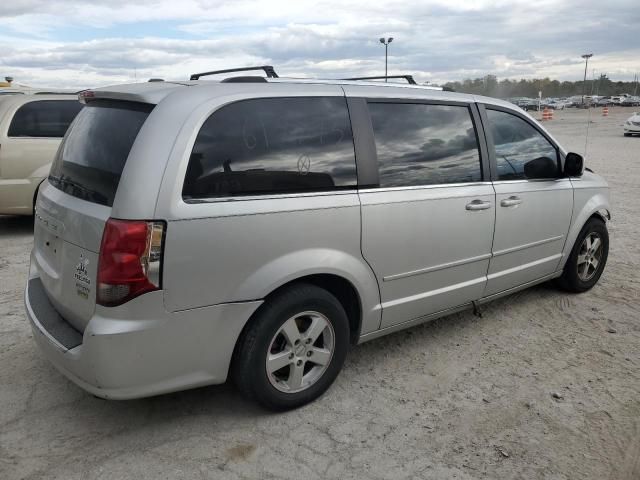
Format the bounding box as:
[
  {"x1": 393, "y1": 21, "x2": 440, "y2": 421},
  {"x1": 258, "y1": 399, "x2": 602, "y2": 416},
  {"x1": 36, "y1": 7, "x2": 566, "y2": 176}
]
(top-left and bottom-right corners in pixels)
[
  {"x1": 624, "y1": 133, "x2": 631, "y2": 137},
  {"x1": 231, "y1": 283, "x2": 350, "y2": 411},
  {"x1": 32, "y1": 180, "x2": 44, "y2": 215},
  {"x1": 556, "y1": 217, "x2": 609, "y2": 293}
]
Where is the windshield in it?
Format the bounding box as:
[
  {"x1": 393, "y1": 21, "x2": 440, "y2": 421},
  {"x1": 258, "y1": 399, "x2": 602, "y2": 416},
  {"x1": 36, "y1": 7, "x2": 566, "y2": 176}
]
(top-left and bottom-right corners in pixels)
[{"x1": 49, "y1": 100, "x2": 153, "y2": 207}]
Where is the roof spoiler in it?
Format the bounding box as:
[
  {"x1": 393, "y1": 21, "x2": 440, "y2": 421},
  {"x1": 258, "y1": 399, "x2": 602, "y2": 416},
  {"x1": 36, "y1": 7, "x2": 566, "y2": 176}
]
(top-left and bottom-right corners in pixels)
[
  {"x1": 342, "y1": 75, "x2": 417, "y2": 85},
  {"x1": 190, "y1": 66, "x2": 279, "y2": 81}
]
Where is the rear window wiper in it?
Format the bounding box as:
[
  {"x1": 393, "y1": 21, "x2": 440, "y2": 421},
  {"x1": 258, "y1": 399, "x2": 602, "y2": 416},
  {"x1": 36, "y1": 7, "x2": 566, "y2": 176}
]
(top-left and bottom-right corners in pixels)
[{"x1": 49, "y1": 175, "x2": 108, "y2": 204}]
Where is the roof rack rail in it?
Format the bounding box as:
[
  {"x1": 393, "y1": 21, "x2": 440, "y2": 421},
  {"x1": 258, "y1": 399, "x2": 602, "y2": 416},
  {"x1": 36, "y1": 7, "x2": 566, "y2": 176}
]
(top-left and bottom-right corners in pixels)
[
  {"x1": 221, "y1": 76, "x2": 268, "y2": 83},
  {"x1": 33, "y1": 91, "x2": 79, "y2": 95},
  {"x1": 342, "y1": 75, "x2": 417, "y2": 85},
  {"x1": 190, "y1": 66, "x2": 279, "y2": 81}
]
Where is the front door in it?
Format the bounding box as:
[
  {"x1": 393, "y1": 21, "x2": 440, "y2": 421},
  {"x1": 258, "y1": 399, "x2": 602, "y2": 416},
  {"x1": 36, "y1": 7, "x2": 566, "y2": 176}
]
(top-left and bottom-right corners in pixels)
[
  {"x1": 481, "y1": 106, "x2": 573, "y2": 297},
  {"x1": 359, "y1": 100, "x2": 495, "y2": 329}
]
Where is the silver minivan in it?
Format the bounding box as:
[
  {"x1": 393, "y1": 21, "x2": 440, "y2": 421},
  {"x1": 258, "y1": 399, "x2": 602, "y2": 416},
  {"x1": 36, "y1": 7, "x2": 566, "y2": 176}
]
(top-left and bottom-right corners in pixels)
[{"x1": 25, "y1": 68, "x2": 610, "y2": 410}]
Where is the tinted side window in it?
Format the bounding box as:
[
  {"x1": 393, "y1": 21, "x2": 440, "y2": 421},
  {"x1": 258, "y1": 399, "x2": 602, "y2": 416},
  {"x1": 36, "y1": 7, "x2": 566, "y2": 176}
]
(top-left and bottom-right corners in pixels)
[
  {"x1": 8, "y1": 100, "x2": 83, "y2": 138},
  {"x1": 369, "y1": 103, "x2": 482, "y2": 187},
  {"x1": 486, "y1": 109, "x2": 559, "y2": 180},
  {"x1": 183, "y1": 97, "x2": 357, "y2": 199}
]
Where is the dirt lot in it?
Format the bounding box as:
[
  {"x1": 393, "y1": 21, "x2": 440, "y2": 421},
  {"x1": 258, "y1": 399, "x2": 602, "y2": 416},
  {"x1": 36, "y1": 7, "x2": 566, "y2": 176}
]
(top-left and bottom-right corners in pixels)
[{"x1": 1, "y1": 107, "x2": 639, "y2": 480}]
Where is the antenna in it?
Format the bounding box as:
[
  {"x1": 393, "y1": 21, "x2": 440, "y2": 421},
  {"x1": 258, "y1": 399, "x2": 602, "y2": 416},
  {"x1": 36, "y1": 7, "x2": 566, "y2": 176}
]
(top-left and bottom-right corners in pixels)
[
  {"x1": 583, "y1": 99, "x2": 593, "y2": 160},
  {"x1": 580, "y1": 53, "x2": 594, "y2": 160}
]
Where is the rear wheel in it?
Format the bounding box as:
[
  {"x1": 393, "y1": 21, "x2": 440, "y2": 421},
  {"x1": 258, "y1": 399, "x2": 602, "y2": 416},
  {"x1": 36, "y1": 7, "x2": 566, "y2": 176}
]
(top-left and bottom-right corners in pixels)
[
  {"x1": 232, "y1": 283, "x2": 350, "y2": 410},
  {"x1": 556, "y1": 217, "x2": 609, "y2": 292}
]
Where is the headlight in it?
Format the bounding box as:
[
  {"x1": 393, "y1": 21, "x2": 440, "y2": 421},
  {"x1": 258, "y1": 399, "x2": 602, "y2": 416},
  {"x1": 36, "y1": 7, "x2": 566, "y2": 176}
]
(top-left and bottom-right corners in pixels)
[{"x1": 626, "y1": 121, "x2": 631, "y2": 125}]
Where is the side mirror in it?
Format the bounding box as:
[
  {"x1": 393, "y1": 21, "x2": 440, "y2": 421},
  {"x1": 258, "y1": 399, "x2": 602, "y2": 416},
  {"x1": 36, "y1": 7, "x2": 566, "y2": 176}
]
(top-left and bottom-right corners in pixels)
[
  {"x1": 524, "y1": 156, "x2": 558, "y2": 179},
  {"x1": 564, "y1": 152, "x2": 584, "y2": 177}
]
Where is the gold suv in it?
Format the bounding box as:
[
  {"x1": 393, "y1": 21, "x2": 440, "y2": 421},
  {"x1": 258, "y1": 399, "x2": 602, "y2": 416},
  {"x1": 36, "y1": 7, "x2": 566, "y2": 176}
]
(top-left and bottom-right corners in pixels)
[{"x1": 0, "y1": 94, "x2": 82, "y2": 215}]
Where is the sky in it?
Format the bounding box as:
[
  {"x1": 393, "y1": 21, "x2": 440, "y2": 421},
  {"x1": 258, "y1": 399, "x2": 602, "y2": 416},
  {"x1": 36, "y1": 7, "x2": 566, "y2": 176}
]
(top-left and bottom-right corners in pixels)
[{"x1": 0, "y1": 0, "x2": 638, "y2": 89}]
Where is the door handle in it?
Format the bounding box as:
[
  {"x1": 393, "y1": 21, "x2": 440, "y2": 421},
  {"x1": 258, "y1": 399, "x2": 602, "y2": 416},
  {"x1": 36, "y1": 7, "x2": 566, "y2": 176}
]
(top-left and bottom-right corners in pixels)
[
  {"x1": 500, "y1": 196, "x2": 523, "y2": 207},
  {"x1": 465, "y1": 200, "x2": 492, "y2": 211}
]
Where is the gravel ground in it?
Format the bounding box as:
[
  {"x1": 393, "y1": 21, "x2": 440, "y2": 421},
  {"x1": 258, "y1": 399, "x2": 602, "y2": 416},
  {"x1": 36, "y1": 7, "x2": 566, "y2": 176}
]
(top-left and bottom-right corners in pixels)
[{"x1": 1, "y1": 107, "x2": 639, "y2": 480}]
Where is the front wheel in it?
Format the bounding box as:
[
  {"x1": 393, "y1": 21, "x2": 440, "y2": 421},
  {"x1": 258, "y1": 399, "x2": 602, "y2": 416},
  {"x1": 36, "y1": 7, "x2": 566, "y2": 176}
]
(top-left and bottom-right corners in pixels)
[
  {"x1": 556, "y1": 217, "x2": 609, "y2": 292},
  {"x1": 232, "y1": 283, "x2": 350, "y2": 410}
]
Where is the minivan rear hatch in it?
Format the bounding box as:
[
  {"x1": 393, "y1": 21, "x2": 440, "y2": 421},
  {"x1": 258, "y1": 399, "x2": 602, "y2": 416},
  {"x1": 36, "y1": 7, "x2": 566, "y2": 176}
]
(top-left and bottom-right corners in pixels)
[{"x1": 33, "y1": 99, "x2": 153, "y2": 332}]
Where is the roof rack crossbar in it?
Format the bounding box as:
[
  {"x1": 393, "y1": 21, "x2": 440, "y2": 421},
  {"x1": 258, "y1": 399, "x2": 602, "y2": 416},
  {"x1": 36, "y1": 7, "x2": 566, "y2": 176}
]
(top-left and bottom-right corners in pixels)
[
  {"x1": 342, "y1": 75, "x2": 417, "y2": 85},
  {"x1": 190, "y1": 66, "x2": 279, "y2": 81}
]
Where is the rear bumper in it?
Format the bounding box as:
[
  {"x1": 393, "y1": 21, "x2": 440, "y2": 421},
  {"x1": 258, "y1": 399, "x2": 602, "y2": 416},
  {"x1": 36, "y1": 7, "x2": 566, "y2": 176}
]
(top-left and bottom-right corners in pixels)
[{"x1": 25, "y1": 274, "x2": 262, "y2": 399}]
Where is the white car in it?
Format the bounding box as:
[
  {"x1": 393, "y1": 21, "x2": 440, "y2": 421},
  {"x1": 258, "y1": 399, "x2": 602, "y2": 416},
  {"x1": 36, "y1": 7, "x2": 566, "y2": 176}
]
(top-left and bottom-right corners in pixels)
[
  {"x1": 0, "y1": 94, "x2": 83, "y2": 215},
  {"x1": 621, "y1": 96, "x2": 640, "y2": 107},
  {"x1": 624, "y1": 112, "x2": 640, "y2": 136}
]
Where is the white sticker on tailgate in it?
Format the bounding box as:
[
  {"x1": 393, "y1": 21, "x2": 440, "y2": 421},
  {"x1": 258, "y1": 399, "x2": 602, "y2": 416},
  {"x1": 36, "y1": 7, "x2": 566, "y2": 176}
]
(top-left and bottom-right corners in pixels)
[{"x1": 74, "y1": 254, "x2": 91, "y2": 299}]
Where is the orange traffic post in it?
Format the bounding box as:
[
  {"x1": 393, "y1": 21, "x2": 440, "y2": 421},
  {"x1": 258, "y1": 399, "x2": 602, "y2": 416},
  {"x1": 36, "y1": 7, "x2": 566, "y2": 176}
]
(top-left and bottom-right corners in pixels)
[
  {"x1": 602, "y1": 106, "x2": 609, "y2": 117},
  {"x1": 541, "y1": 108, "x2": 552, "y2": 121}
]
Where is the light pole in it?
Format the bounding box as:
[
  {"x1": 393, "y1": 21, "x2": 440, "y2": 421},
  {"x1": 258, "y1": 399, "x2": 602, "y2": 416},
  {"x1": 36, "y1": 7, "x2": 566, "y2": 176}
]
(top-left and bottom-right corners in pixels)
[
  {"x1": 581, "y1": 53, "x2": 593, "y2": 105},
  {"x1": 379, "y1": 37, "x2": 393, "y2": 82}
]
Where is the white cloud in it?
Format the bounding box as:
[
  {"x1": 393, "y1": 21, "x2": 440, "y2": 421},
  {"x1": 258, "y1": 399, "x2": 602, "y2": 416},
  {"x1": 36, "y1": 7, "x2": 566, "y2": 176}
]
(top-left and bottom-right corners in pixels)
[{"x1": 0, "y1": 0, "x2": 638, "y2": 89}]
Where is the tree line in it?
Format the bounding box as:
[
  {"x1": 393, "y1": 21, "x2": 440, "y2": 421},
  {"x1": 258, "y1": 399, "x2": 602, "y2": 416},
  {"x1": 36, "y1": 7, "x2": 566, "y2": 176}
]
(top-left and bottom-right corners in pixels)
[{"x1": 442, "y1": 74, "x2": 640, "y2": 99}]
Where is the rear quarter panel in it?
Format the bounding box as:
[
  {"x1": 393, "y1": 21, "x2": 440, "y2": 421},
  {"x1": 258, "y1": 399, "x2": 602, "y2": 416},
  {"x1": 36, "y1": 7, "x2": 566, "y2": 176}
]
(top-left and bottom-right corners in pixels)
[
  {"x1": 161, "y1": 193, "x2": 381, "y2": 336},
  {"x1": 153, "y1": 84, "x2": 382, "y2": 335}
]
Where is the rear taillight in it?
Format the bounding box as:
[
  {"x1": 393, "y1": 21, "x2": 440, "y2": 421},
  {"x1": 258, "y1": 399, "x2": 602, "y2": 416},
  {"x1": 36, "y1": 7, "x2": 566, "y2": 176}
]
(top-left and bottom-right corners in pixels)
[{"x1": 97, "y1": 218, "x2": 165, "y2": 307}]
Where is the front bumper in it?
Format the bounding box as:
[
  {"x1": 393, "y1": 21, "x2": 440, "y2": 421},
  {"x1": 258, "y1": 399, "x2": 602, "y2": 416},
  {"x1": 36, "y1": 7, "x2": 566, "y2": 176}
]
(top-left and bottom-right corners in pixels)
[
  {"x1": 25, "y1": 275, "x2": 262, "y2": 399},
  {"x1": 624, "y1": 124, "x2": 640, "y2": 133}
]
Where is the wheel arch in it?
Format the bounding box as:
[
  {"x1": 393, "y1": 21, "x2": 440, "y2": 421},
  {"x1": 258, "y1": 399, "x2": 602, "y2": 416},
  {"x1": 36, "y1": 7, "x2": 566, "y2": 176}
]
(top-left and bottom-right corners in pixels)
[
  {"x1": 261, "y1": 273, "x2": 364, "y2": 345},
  {"x1": 230, "y1": 248, "x2": 381, "y2": 337},
  {"x1": 32, "y1": 178, "x2": 46, "y2": 212},
  {"x1": 226, "y1": 250, "x2": 382, "y2": 384},
  {"x1": 228, "y1": 272, "x2": 368, "y2": 389},
  {"x1": 29, "y1": 163, "x2": 52, "y2": 213},
  {"x1": 560, "y1": 194, "x2": 610, "y2": 271},
  {"x1": 591, "y1": 209, "x2": 610, "y2": 223},
  {"x1": 235, "y1": 269, "x2": 372, "y2": 351}
]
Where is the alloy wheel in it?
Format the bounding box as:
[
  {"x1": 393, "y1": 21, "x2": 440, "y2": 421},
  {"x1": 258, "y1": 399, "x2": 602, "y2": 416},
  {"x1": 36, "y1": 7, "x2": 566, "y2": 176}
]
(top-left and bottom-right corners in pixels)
[
  {"x1": 265, "y1": 311, "x2": 335, "y2": 393},
  {"x1": 577, "y1": 232, "x2": 603, "y2": 281}
]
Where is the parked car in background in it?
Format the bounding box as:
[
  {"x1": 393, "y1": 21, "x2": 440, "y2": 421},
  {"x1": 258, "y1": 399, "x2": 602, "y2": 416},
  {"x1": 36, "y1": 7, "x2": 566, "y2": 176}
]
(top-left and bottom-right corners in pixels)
[
  {"x1": 542, "y1": 98, "x2": 569, "y2": 110},
  {"x1": 0, "y1": 94, "x2": 83, "y2": 215},
  {"x1": 624, "y1": 112, "x2": 640, "y2": 136},
  {"x1": 566, "y1": 96, "x2": 582, "y2": 107},
  {"x1": 621, "y1": 96, "x2": 640, "y2": 107},
  {"x1": 511, "y1": 97, "x2": 539, "y2": 111},
  {"x1": 565, "y1": 96, "x2": 593, "y2": 108},
  {"x1": 593, "y1": 97, "x2": 613, "y2": 107}
]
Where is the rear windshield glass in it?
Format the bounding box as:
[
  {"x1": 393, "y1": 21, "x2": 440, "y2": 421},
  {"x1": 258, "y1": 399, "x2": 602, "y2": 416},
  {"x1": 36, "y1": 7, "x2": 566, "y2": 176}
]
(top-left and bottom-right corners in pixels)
[{"x1": 49, "y1": 100, "x2": 153, "y2": 207}]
